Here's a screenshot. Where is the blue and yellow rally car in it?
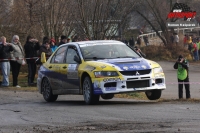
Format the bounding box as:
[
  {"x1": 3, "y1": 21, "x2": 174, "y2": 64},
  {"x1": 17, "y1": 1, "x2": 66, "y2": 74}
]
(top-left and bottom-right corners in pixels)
[{"x1": 37, "y1": 40, "x2": 166, "y2": 104}]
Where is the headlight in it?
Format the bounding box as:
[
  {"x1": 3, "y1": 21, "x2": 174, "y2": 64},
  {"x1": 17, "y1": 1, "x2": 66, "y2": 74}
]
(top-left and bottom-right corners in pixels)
[
  {"x1": 94, "y1": 71, "x2": 119, "y2": 78},
  {"x1": 154, "y1": 67, "x2": 163, "y2": 74}
]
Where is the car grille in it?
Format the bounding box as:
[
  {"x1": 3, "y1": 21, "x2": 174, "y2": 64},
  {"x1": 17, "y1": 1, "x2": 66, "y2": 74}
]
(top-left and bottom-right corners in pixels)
[
  {"x1": 119, "y1": 69, "x2": 151, "y2": 76},
  {"x1": 126, "y1": 80, "x2": 150, "y2": 88}
]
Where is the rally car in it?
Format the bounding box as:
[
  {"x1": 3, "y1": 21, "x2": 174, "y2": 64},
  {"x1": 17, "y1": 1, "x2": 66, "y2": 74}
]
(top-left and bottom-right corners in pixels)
[{"x1": 37, "y1": 40, "x2": 166, "y2": 105}]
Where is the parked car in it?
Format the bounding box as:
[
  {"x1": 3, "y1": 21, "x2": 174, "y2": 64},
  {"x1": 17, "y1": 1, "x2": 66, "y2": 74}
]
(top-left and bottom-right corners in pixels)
[{"x1": 37, "y1": 40, "x2": 166, "y2": 104}]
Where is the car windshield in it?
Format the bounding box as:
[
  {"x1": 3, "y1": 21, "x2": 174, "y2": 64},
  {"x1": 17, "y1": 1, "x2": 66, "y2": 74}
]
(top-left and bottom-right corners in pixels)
[{"x1": 79, "y1": 43, "x2": 140, "y2": 60}]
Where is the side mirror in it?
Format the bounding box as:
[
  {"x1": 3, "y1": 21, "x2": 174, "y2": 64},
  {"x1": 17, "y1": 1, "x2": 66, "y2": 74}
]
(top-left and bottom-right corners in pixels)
[
  {"x1": 74, "y1": 55, "x2": 81, "y2": 64},
  {"x1": 41, "y1": 52, "x2": 46, "y2": 63}
]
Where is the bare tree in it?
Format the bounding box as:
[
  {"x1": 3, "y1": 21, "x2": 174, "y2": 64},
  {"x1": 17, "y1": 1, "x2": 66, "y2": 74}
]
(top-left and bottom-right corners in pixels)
[{"x1": 71, "y1": 0, "x2": 137, "y2": 40}]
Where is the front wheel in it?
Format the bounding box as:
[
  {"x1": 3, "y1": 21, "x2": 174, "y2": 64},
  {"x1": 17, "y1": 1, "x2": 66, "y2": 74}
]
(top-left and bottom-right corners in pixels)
[
  {"x1": 145, "y1": 90, "x2": 162, "y2": 100},
  {"x1": 83, "y1": 76, "x2": 100, "y2": 105},
  {"x1": 42, "y1": 78, "x2": 58, "y2": 102}
]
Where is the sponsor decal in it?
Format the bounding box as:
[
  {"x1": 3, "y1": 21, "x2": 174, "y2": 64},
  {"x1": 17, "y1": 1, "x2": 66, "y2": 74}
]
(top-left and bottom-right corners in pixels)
[
  {"x1": 134, "y1": 87, "x2": 148, "y2": 90},
  {"x1": 94, "y1": 81, "x2": 101, "y2": 88},
  {"x1": 105, "y1": 87, "x2": 116, "y2": 91},
  {"x1": 68, "y1": 64, "x2": 78, "y2": 70},
  {"x1": 103, "y1": 77, "x2": 121, "y2": 82},
  {"x1": 123, "y1": 66, "x2": 129, "y2": 70},
  {"x1": 157, "y1": 83, "x2": 164, "y2": 86},
  {"x1": 141, "y1": 65, "x2": 147, "y2": 69},
  {"x1": 67, "y1": 71, "x2": 78, "y2": 79},
  {"x1": 130, "y1": 65, "x2": 141, "y2": 69},
  {"x1": 85, "y1": 65, "x2": 96, "y2": 71},
  {"x1": 101, "y1": 65, "x2": 106, "y2": 69}
]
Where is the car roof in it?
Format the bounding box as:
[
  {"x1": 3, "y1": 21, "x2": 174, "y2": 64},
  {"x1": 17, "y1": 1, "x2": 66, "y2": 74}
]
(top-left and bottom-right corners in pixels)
[
  {"x1": 77, "y1": 40, "x2": 125, "y2": 45},
  {"x1": 61, "y1": 40, "x2": 125, "y2": 47}
]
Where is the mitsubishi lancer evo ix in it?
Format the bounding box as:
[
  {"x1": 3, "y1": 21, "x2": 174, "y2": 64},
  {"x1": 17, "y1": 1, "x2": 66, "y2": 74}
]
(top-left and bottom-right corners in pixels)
[{"x1": 37, "y1": 40, "x2": 166, "y2": 105}]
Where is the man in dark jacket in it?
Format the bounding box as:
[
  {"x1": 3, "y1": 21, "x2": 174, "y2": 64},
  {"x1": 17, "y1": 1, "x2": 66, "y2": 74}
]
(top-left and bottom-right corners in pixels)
[
  {"x1": 24, "y1": 36, "x2": 40, "y2": 86},
  {"x1": 37, "y1": 39, "x2": 52, "y2": 65},
  {"x1": 58, "y1": 35, "x2": 67, "y2": 47},
  {"x1": 129, "y1": 36, "x2": 135, "y2": 47},
  {"x1": 0, "y1": 36, "x2": 13, "y2": 87},
  {"x1": 174, "y1": 55, "x2": 190, "y2": 99},
  {"x1": 40, "y1": 40, "x2": 52, "y2": 56}
]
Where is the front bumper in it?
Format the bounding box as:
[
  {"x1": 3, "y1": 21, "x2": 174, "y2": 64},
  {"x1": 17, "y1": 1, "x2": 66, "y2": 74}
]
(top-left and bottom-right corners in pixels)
[{"x1": 92, "y1": 75, "x2": 166, "y2": 94}]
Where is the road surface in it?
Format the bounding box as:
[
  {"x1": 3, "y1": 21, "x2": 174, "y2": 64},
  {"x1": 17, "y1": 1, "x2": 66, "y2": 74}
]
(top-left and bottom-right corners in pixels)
[{"x1": 0, "y1": 61, "x2": 200, "y2": 133}]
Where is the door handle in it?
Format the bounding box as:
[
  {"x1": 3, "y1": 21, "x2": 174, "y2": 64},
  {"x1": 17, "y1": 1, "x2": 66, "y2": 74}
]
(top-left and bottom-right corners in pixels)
[
  {"x1": 63, "y1": 66, "x2": 67, "y2": 69},
  {"x1": 49, "y1": 66, "x2": 52, "y2": 69}
]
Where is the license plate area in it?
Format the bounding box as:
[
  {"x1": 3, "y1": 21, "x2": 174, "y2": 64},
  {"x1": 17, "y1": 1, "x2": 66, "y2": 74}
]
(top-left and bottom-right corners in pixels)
[{"x1": 126, "y1": 80, "x2": 150, "y2": 88}]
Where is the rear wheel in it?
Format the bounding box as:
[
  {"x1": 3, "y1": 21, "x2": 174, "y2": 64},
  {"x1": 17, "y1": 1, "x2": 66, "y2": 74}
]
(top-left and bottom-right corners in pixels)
[
  {"x1": 145, "y1": 90, "x2": 162, "y2": 100},
  {"x1": 101, "y1": 94, "x2": 114, "y2": 100},
  {"x1": 42, "y1": 78, "x2": 58, "y2": 102},
  {"x1": 83, "y1": 76, "x2": 100, "y2": 105}
]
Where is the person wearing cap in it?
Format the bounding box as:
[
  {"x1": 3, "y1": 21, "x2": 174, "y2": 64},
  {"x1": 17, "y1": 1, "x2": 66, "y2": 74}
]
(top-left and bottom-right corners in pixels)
[
  {"x1": 58, "y1": 35, "x2": 67, "y2": 47},
  {"x1": 174, "y1": 55, "x2": 190, "y2": 99},
  {"x1": 134, "y1": 46, "x2": 146, "y2": 58},
  {"x1": 50, "y1": 38, "x2": 58, "y2": 52}
]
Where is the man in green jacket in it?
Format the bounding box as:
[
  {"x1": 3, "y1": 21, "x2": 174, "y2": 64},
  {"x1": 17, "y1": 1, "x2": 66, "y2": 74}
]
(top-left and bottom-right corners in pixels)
[{"x1": 174, "y1": 55, "x2": 190, "y2": 99}]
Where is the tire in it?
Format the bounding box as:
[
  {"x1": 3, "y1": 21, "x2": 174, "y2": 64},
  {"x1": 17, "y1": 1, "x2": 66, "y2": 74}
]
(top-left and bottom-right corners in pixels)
[
  {"x1": 145, "y1": 90, "x2": 162, "y2": 100},
  {"x1": 101, "y1": 94, "x2": 114, "y2": 100},
  {"x1": 83, "y1": 76, "x2": 100, "y2": 105},
  {"x1": 42, "y1": 78, "x2": 58, "y2": 102}
]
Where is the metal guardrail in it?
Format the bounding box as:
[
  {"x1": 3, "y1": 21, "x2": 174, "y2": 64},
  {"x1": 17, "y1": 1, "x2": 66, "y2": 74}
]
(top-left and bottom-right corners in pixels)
[{"x1": 139, "y1": 26, "x2": 200, "y2": 39}]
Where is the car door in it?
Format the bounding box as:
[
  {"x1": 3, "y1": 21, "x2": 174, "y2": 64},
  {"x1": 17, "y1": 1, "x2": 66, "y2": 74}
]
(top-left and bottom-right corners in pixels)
[
  {"x1": 61, "y1": 45, "x2": 80, "y2": 92},
  {"x1": 48, "y1": 46, "x2": 67, "y2": 90}
]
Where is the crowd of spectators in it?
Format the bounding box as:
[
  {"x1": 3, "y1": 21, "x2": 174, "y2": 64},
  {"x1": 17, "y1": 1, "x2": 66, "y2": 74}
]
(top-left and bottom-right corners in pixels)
[{"x1": 0, "y1": 35, "x2": 72, "y2": 88}]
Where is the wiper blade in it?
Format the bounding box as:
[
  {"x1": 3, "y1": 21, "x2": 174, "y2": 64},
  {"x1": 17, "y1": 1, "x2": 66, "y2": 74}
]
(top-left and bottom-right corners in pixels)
[
  {"x1": 85, "y1": 57, "x2": 105, "y2": 60},
  {"x1": 116, "y1": 56, "x2": 135, "y2": 58}
]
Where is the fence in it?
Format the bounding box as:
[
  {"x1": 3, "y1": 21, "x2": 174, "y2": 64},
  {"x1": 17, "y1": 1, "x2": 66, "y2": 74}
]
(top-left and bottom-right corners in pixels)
[{"x1": 138, "y1": 26, "x2": 200, "y2": 44}]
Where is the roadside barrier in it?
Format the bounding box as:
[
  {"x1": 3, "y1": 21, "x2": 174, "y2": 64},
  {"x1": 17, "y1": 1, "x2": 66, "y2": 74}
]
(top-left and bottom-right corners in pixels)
[
  {"x1": 166, "y1": 82, "x2": 200, "y2": 85},
  {"x1": 0, "y1": 57, "x2": 39, "y2": 61}
]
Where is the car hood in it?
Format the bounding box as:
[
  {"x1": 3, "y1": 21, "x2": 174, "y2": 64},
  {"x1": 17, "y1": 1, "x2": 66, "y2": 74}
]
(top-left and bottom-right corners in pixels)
[{"x1": 85, "y1": 58, "x2": 157, "y2": 71}]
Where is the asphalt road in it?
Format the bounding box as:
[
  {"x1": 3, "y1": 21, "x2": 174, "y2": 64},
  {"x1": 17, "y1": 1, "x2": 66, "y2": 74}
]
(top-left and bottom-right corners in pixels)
[{"x1": 0, "y1": 61, "x2": 200, "y2": 133}]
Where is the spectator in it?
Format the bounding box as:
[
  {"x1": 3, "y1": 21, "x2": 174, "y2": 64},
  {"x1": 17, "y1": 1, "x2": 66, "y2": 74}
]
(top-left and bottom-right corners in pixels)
[
  {"x1": 129, "y1": 36, "x2": 135, "y2": 47},
  {"x1": 50, "y1": 38, "x2": 58, "y2": 52},
  {"x1": 72, "y1": 35, "x2": 78, "y2": 42},
  {"x1": 134, "y1": 46, "x2": 146, "y2": 58},
  {"x1": 10, "y1": 35, "x2": 25, "y2": 88},
  {"x1": 183, "y1": 35, "x2": 188, "y2": 48},
  {"x1": 122, "y1": 38, "x2": 128, "y2": 45},
  {"x1": 42, "y1": 36, "x2": 49, "y2": 45},
  {"x1": 143, "y1": 35, "x2": 149, "y2": 46},
  {"x1": 136, "y1": 36, "x2": 141, "y2": 47},
  {"x1": 0, "y1": 37, "x2": 2, "y2": 85},
  {"x1": 170, "y1": 33, "x2": 174, "y2": 44},
  {"x1": 39, "y1": 39, "x2": 52, "y2": 58},
  {"x1": 0, "y1": 36, "x2": 13, "y2": 87},
  {"x1": 174, "y1": 33, "x2": 179, "y2": 46},
  {"x1": 197, "y1": 38, "x2": 200, "y2": 60},
  {"x1": 24, "y1": 35, "x2": 40, "y2": 86},
  {"x1": 67, "y1": 38, "x2": 71, "y2": 43},
  {"x1": 187, "y1": 35, "x2": 193, "y2": 52},
  {"x1": 174, "y1": 55, "x2": 190, "y2": 99},
  {"x1": 58, "y1": 35, "x2": 67, "y2": 47},
  {"x1": 191, "y1": 42, "x2": 199, "y2": 61}
]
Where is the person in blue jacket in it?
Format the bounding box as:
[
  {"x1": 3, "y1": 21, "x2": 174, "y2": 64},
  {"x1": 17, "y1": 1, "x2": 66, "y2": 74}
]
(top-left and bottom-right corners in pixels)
[{"x1": 50, "y1": 38, "x2": 58, "y2": 52}]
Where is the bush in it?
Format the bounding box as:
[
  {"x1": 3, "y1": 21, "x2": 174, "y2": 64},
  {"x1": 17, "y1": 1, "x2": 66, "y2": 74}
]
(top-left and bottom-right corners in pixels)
[{"x1": 141, "y1": 45, "x2": 192, "y2": 61}]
